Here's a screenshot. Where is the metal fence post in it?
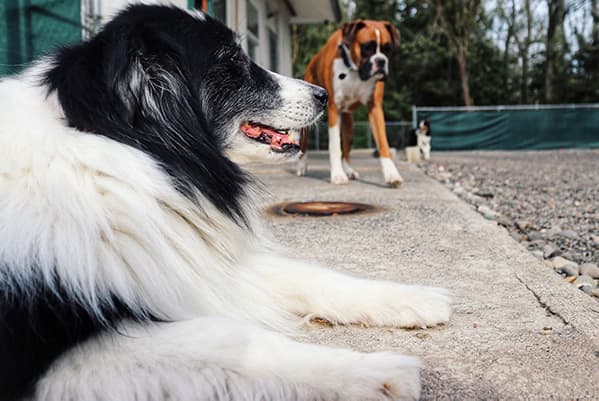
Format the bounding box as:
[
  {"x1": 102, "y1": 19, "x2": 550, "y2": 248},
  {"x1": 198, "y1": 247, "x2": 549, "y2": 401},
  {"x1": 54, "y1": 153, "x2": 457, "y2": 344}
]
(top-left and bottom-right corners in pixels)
[
  {"x1": 412, "y1": 105, "x2": 417, "y2": 128},
  {"x1": 315, "y1": 124, "x2": 320, "y2": 151}
]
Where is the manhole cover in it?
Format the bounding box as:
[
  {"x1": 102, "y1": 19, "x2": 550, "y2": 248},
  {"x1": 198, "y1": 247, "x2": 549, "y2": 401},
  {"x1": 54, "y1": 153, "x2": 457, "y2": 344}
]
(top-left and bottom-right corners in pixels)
[{"x1": 268, "y1": 201, "x2": 377, "y2": 217}]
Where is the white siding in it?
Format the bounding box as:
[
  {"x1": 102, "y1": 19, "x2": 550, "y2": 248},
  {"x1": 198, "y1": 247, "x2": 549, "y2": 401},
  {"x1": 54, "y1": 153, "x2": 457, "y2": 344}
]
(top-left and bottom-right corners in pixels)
[
  {"x1": 232, "y1": 0, "x2": 292, "y2": 76},
  {"x1": 84, "y1": 0, "x2": 295, "y2": 77},
  {"x1": 96, "y1": 0, "x2": 188, "y2": 24}
]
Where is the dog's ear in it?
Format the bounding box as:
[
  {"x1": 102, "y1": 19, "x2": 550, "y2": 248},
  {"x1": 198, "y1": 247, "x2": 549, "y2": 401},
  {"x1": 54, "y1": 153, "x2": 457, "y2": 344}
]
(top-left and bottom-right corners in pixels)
[
  {"x1": 342, "y1": 20, "x2": 366, "y2": 48},
  {"x1": 107, "y1": 32, "x2": 189, "y2": 125},
  {"x1": 384, "y1": 22, "x2": 400, "y2": 48}
]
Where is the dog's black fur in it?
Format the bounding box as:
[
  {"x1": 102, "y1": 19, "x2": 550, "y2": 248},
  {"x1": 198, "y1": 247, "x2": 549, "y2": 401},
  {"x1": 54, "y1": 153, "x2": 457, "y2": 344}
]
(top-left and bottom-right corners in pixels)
[
  {"x1": 1, "y1": 5, "x2": 291, "y2": 399},
  {"x1": 44, "y1": 5, "x2": 282, "y2": 223}
]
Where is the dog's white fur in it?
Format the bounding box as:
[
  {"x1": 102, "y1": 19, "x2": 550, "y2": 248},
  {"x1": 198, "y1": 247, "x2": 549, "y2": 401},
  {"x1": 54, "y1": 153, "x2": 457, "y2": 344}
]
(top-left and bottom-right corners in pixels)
[{"x1": 1, "y1": 62, "x2": 450, "y2": 400}]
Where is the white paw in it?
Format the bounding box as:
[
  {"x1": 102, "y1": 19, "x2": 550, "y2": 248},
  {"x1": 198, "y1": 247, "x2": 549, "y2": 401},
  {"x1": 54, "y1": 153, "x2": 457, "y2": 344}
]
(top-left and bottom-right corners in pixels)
[
  {"x1": 377, "y1": 284, "x2": 452, "y2": 328},
  {"x1": 333, "y1": 352, "x2": 422, "y2": 401},
  {"x1": 342, "y1": 159, "x2": 360, "y2": 180},
  {"x1": 380, "y1": 158, "x2": 403, "y2": 187},
  {"x1": 331, "y1": 170, "x2": 349, "y2": 185},
  {"x1": 311, "y1": 281, "x2": 451, "y2": 329},
  {"x1": 296, "y1": 157, "x2": 308, "y2": 176}
]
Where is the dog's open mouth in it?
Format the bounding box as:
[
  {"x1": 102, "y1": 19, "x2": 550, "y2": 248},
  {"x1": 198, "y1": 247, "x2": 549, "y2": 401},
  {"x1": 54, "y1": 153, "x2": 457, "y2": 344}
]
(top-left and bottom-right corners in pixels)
[{"x1": 240, "y1": 122, "x2": 300, "y2": 153}]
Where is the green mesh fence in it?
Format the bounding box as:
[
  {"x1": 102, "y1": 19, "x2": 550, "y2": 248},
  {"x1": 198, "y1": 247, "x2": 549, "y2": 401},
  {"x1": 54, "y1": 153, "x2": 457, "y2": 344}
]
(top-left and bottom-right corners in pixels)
[
  {"x1": 415, "y1": 105, "x2": 599, "y2": 151},
  {"x1": 0, "y1": 0, "x2": 81, "y2": 76}
]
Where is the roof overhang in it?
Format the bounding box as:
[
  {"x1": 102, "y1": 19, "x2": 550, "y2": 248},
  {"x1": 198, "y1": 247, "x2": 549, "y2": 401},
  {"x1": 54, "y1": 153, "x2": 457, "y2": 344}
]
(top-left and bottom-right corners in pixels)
[{"x1": 287, "y1": 0, "x2": 342, "y2": 24}]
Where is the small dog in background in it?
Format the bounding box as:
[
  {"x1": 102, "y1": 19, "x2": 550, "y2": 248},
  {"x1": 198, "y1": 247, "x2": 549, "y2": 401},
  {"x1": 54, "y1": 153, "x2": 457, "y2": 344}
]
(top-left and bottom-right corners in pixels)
[
  {"x1": 417, "y1": 118, "x2": 431, "y2": 160},
  {"x1": 405, "y1": 118, "x2": 431, "y2": 162}
]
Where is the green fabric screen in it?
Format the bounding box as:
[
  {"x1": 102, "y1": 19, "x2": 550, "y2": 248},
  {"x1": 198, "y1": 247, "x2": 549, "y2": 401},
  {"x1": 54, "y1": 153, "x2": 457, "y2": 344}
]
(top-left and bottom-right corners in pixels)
[
  {"x1": 0, "y1": 0, "x2": 81, "y2": 76},
  {"x1": 416, "y1": 107, "x2": 599, "y2": 150}
]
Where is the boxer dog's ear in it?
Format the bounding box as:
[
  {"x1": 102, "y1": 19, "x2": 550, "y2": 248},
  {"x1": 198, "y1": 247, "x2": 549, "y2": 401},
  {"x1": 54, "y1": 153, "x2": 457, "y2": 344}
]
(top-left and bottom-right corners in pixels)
[
  {"x1": 384, "y1": 22, "x2": 400, "y2": 48},
  {"x1": 342, "y1": 20, "x2": 366, "y2": 48}
]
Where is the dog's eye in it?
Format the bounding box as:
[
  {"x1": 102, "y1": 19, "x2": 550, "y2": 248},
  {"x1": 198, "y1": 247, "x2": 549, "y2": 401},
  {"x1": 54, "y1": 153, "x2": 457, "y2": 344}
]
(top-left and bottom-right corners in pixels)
[
  {"x1": 360, "y1": 42, "x2": 376, "y2": 56},
  {"x1": 381, "y1": 44, "x2": 392, "y2": 55}
]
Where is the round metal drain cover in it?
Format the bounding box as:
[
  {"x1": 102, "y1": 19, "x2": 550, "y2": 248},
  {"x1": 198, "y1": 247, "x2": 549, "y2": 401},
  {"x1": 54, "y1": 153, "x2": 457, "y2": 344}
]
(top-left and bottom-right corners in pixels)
[{"x1": 280, "y1": 201, "x2": 373, "y2": 216}]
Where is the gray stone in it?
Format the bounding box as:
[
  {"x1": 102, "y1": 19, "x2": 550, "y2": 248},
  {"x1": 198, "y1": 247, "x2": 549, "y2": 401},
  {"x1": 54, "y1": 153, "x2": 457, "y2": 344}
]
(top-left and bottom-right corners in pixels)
[
  {"x1": 438, "y1": 172, "x2": 452, "y2": 182},
  {"x1": 591, "y1": 234, "x2": 599, "y2": 247},
  {"x1": 574, "y1": 275, "x2": 597, "y2": 289},
  {"x1": 477, "y1": 205, "x2": 496, "y2": 219},
  {"x1": 466, "y1": 193, "x2": 486, "y2": 206},
  {"x1": 516, "y1": 220, "x2": 533, "y2": 231},
  {"x1": 527, "y1": 240, "x2": 544, "y2": 249},
  {"x1": 580, "y1": 263, "x2": 599, "y2": 279},
  {"x1": 531, "y1": 250, "x2": 544, "y2": 260},
  {"x1": 527, "y1": 231, "x2": 542, "y2": 241},
  {"x1": 453, "y1": 186, "x2": 465, "y2": 195},
  {"x1": 559, "y1": 230, "x2": 578, "y2": 240},
  {"x1": 495, "y1": 216, "x2": 513, "y2": 228},
  {"x1": 482, "y1": 213, "x2": 496, "y2": 220},
  {"x1": 546, "y1": 226, "x2": 562, "y2": 237},
  {"x1": 556, "y1": 263, "x2": 580, "y2": 277},
  {"x1": 543, "y1": 244, "x2": 559, "y2": 259},
  {"x1": 551, "y1": 256, "x2": 576, "y2": 270}
]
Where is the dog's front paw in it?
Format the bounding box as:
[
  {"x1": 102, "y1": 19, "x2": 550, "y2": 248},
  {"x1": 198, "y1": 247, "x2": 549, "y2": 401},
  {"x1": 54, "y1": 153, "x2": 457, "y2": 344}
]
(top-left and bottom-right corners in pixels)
[
  {"x1": 296, "y1": 157, "x2": 308, "y2": 176},
  {"x1": 382, "y1": 285, "x2": 451, "y2": 328},
  {"x1": 380, "y1": 158, "x2": 403, "y2": 187},
  {"x1": 342, "y1": 159, "x2": 360, "y2": 180},
  {"x1": 331, "y1": 170, "x2": 349, "y2": 185},
  {"x1": 335, "y1": 352, "x2": 421, "y2": 401}
]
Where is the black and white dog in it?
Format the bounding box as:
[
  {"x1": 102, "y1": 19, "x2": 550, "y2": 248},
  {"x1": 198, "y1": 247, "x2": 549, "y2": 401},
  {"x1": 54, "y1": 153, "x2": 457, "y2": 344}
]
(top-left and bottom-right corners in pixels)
[
  {"x1": 416, "y1": 118, "x2": 431, "y2": 160},
  {"x1": 405, "y1": 119, "x2": 431, "y2": 162},
  {"x1": 0, "y1": 5, "x2": 450, "y2": 401}
]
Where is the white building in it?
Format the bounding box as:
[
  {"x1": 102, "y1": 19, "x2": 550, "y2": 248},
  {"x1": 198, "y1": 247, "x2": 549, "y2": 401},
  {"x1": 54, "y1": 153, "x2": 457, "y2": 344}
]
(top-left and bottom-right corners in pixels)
[{"x1": 83, "y1": 0, "x2": 341, "y2": 76}]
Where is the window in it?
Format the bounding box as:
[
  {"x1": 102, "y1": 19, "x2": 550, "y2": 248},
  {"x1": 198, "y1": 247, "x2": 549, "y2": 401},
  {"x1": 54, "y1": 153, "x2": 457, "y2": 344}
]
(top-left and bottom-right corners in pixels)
[
  {"x1": 268, "y1": 29, "x2": 278, "y2": 72},
  {"x1": 193, "y1": 0, "x2": 226, "y2": 24},
  {"x1": 248, "y1": 39, "x2": 258, "y2": 61},
  {"x1": 247, "y1": 2, "x2": 259, "y2": 37},
  {"x1": 211, "y1": 0, "x2": 226, "y2": 24},
  {"x1": 246, "y1": 2, "x2": 259, "y2": 62}
]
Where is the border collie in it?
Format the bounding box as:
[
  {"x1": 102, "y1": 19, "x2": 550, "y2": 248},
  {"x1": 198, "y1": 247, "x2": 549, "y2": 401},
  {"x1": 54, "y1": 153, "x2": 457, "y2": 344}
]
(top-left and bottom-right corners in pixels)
[{"x1": 0, "y1": 5, "x2": 450, "y2": 401}]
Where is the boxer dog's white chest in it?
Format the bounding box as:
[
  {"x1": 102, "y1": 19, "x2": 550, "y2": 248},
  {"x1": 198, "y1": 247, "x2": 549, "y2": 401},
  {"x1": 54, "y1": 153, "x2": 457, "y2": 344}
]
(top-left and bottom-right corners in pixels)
[{"x1": 332, "y1": 58, "x2": 378, "y2": 112}]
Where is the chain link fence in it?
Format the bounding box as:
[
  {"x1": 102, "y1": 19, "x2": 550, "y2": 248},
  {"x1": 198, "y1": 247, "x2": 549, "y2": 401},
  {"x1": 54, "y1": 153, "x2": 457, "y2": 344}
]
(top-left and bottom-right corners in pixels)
[{"x1": 305, "y1": 121, "x2": 413, "y2": 151}]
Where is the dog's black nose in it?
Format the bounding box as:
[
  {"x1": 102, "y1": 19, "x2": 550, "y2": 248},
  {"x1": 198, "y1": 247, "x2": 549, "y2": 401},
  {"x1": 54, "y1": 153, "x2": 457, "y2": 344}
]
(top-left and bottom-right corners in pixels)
[
  {"x1": 375, "y1": 57, "x2": 386, "y2": 69},
  {"x1": 312, "y1": 86, "x2": 328, "y2": 109}
]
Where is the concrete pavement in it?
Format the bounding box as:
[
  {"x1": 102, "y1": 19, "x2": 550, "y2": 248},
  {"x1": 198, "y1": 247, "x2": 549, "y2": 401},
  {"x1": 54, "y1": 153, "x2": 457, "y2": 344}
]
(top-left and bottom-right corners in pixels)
[{"x1": 247, "y1": 150, "x2": 599, "y2": 401}]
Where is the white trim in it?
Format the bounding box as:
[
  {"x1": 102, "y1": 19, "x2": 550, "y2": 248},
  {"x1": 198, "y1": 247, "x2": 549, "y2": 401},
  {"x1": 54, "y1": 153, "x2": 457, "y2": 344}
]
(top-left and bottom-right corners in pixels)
[{"x1": 415, "y1": 103, "x2": 599, "y2": 112}]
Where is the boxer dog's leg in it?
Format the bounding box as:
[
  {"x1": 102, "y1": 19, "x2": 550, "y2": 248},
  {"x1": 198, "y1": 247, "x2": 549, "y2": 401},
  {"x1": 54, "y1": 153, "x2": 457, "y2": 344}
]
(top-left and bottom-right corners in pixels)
[
  {"x1": 368, "y1": 82, "x2": 403, "y2": 187},
  {"x1": 341, "y1": 112, "x2": 359, "y2": 180},
  {"x1": 296, "y1": 127, "x2": 310, "y2": 176},
  {"x1": 328, "y1": 104, "x2": 348, "y2": 184}
]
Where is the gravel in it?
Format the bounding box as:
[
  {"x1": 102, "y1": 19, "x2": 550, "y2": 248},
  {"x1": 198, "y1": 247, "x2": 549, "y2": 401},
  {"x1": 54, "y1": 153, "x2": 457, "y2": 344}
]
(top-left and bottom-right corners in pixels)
[{"x1": 420, "y1": 150, "x2": 599, "y2": 301}]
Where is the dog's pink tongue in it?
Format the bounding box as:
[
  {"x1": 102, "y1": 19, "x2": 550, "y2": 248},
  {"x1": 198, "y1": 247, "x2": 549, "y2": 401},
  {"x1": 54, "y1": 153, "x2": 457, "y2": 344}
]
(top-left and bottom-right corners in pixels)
[
  {"x1": 267, "y1": 130, "x2": 294, "y2": 150},
  {"x1": 240, "y1": 124, "x2": 297, "y2": 151}
]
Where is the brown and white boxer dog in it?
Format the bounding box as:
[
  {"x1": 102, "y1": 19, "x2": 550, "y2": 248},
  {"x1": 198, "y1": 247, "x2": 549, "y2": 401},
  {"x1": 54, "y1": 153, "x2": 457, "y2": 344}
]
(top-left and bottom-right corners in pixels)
[{"x1": 297, "y1": 20, "x2": 402, "y2": 186}]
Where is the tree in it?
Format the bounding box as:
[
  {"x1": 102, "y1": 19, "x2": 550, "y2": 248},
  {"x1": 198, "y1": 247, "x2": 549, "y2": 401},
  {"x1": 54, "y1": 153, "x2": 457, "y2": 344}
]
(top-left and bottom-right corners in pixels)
[
  {"x1": 430, "y1": 0, "x2": 482, "y2": 107},
  {"x1": 544, "y1": 0, "x2": 568, "y2": 103},
  {"x1": 496, "y1": 0, "x2": 544, "y2": 104}
]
